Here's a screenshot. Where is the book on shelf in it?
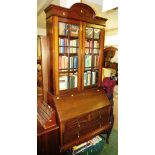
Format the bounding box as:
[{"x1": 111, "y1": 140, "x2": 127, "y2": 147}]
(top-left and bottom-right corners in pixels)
[
  {"x1": 70, "y1": 39, "x2": 78, "y2": 47},
  {"x1": 59, "y1": 75, "x2": 68, "y2": 90},
  {"x1": 94, "y1": 55, "x2": 99, "y2": 67},
  {"x1": 74, "y1": 56, "x2": 78, "y2": 69},
  {"x1": 59, "y1": 56, "x2": 68, "y2": 69},
  {"x1": 87, "y1": 71, "x2": 91, "y2": 85},
  {"x1": 70, "y1": 56, "x2": 73, "y2": 69},
  {"x1": 69, "y1": 73, "x2": 77, "y2": 88},
  {"x1": 84, "y1": 71, "x2": 98, "y2": 86},
  {"x1": 92, "y1": 71, "x2": 96, "y2": 85},
  {"x1": 85, "y1": 55, "x2": 92, "y2": 67},
  {"x1": 70, "y1": 47, "x2": 77, "y2": 53},
  {"x1": 59, "y1": 46, "x2": 66, "y2": 53},
  {"x1": 84, "y1": 71, "x2": 91, "y2": 86},
  {"x1": 59, "y1": 38, "x2": 69, "y2": 46}
]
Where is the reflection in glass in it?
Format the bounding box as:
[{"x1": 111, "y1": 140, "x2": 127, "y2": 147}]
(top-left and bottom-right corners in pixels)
[
  {"x1": 94, "y1": 29, "x2": 100, "y2": 39},
  {"x1": 86, "y1": 27, "x2": 93, "y2": 38}
]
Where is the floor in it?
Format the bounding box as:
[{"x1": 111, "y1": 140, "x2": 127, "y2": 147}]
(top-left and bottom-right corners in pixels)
[
  {"x1": 97, "y1": 129, "x2": 118, "y2": 155},
  {"x1": 97, "y1": 87, "x2": 118, "y2": 155}
]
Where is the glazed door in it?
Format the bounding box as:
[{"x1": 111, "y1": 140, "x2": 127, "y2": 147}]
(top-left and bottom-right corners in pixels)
[
  {"x1": 81, "y1": 23, "x2": 105, "y2": 90},
  {"x1": 58, "y1": 18, "x2": 83, "y2": 95}
]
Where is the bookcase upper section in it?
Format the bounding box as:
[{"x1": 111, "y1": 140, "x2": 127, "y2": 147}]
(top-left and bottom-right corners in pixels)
[
  {"x1": 45, "y1": 3, "x2": 107, "y2": 26},
  {"x1": 45, "y1": 3, "x2": 107, "y2": 96}
]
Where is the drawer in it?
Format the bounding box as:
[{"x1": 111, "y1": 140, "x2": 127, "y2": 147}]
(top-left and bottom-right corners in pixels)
[
  {"x1": 88, "y1": 120, "x2": 101, "y2": 132},
  {"x1": 99, "y1": 106, "x2": 111, "y2": 116},
  {"x1": 78, "y1": 114, "x2": 89, "y2": 128},
  {"x1": 65, "y1": 114, "x2": 88, "y2": 131},
  {"x1": 63, "y1": 130, "x2": 80, "y2": 144},
  {"x1": 65, "y1": 118, "x2": 79, "y2": 130},
  {"x1": 90, "y1": 111, "x2": 100, "y2": 121}
]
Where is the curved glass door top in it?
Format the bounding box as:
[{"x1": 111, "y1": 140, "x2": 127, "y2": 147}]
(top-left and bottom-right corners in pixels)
[
  {"x1": 84, "y1": 27, "x2": 101, "y2": 87},
  {"x1": 58, "y1": 22, "x2": 79, "y2": 91}
]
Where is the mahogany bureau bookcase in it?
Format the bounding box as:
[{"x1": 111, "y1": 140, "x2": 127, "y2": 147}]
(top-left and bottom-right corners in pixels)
[{"x1": 43, "y1": 2, "x2": 114, "y2": 154}]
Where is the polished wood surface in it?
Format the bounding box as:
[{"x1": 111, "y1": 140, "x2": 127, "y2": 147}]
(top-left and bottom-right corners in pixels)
[
  {"x1": 53, "y1": 88, "x2": 110, "y2": 122},
  {"x1": 52, "y1": 16, "x2": 59, "y2": 96},
  {"x1": 41, "y1": 36, "x2": 48, "y2": 102},
  {"x1": 60, "y1": 124, "x2": 111, "y2": 152},
  {"x1": 98, "y1": 29, "x2": 105, "y2": 87},
  {"x1": 50, "y1": 89, "x2": 112, "y2": 151},
  {"x1": 43, "y1": 2, "x2": 113, "y2": 154},
  {"x1": 45, "y1": 3, "x2": 107, "y2": 26},
  {"x1": 45, "y1": 3, "x2": 107, "y2": 95}
]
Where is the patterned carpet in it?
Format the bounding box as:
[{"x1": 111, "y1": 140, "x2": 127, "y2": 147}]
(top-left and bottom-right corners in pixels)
[{"x1": 97, "y1": 129, "x2": 118, "y2": 155}]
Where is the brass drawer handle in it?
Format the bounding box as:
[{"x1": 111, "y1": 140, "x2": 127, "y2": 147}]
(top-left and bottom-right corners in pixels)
[
  {"x1": 77, "y1": 120, "x2": 81, "y2": 128},
  {"x1": 62, "y1": 12, "x2": 66, "y2": 16},
  {"x1": 78, "y1": 132, "x2": 80, "y2": 138}
]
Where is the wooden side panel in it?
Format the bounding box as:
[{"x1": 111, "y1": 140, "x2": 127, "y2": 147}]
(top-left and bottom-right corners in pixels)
[
  {"x1": 41, "y1": 36, "x2": 48, "y2": 102},
  {"x1": 37, "y1": 125, "x2": 60, "y2": 155},
  {"x1": 46, "y1": 17, "x2": 53, "y2": 94},
  {"x1": 81, "y1": 22, "x2": 86, "y2": 91},
  {"x1": 78, "y1": 21, "x2": 83, "y2": 92},
  {"x1": 98, "y1": 29, "x2": 105, "y2": 87},
  {"x1": 52, "y1": 16, "x2": 59, "y2": 96}
]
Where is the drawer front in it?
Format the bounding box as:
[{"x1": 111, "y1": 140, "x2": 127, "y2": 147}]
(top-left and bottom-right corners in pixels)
[
  {"x1": 64, "y1": 114, "x2": 88, "y2": 131},
  {"x1": 63, "y1": 106, "x2": 112, "y2": 145},
  {"x1": 90, "y1": 110, "x2": 100, "y2": 121},
  {"x1": 65, "y1": 118, "x2": 79, "y2": 130},
  {"x1": 63, "y1": 130, "x2": 79, "y2": 144}
]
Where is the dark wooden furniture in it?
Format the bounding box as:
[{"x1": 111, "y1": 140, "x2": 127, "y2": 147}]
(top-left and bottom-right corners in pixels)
[
  {"x1": 43, "y1": 2, "x2": 113, "y2": 154},
  {"x1": 37, "y1": 121, "x2": 60, "y2": 155},
  {"x1": 103, "y1": 46, "x2": 118, "y2": 70},
  {"x1": 103, "y1": 46, "x2": 118, "y2": 83},
  {"x1": 50, "y1": 88, "x2": 113, "y2": 152}
]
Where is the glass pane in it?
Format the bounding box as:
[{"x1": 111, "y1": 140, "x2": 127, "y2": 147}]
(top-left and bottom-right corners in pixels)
[
  {"x1": 94, "y1": 49, "x2": 99, "y2": 54},
  {"x1": 86, "y1": 27, "x2": 93, "y2": 38},
  {"x1": 70, "y1": 24, "x2": 79, "y2": 37},
  {"x1": 59, "y1": 23, "x2": 79, "y2": 91},
  {"x1": 94, "y1": 29, "x2": 101, "y2": 39},
  {"x1": 85, "y1": 48, "x2": 90, "y2": 54},
  {"x1": 59, "y1": 74, "x2": 68, "y2": 90},
  {"x1": 94, "y1": 40, "x2": 99, "y2": 48},
  {"x1": 59, "y1": 22, "x2": 69, "y2": 36}
]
